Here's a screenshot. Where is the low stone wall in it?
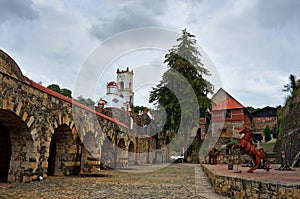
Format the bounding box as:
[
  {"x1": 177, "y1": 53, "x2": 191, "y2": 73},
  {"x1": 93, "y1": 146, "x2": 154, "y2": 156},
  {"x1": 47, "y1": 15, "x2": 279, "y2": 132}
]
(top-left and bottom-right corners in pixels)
[{"x1": 202, "y1": 165, "x2": 300, "y2": 198}]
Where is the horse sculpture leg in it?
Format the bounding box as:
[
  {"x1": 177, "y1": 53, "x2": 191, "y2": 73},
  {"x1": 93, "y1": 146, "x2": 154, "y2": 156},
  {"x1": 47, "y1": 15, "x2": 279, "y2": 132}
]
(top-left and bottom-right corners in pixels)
[
  {"x1": 248, "y1": 150, "x2": 269, "y2": 173},
  {"x1": 248, "y1": 155, "x2": 261, "y2": 173},
  {"x1": 213, "y1": 154, "x2": 217, "y2": 164}
]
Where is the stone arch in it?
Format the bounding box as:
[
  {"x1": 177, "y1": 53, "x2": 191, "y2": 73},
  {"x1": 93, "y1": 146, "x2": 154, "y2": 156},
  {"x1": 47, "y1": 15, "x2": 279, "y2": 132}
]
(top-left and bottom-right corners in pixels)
[
  {"x1": 80, "y1": 131, "x2": 101, "y2": 173},
  {"x1": 48, "y1": 124, "x2": 80, "y2": 176},
  {"x1": 128, "y1": 141, "x2": 135, "y2": 166},
  {"x1": 117, "y1": 138, "x2": 127, "y2": 167},
  {"x1": 101, "y1": 136, "x2": 115, "y2": 168},
  {"x1": 0, "y1": 109, "x2": 35, "y2": 183}
]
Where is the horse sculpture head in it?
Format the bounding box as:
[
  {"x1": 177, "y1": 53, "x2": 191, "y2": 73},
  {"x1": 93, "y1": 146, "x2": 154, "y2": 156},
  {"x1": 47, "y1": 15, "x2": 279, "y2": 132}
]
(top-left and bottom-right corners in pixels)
[{"x1": 239, "y1": 127, "x2": 254, "y2": 143}]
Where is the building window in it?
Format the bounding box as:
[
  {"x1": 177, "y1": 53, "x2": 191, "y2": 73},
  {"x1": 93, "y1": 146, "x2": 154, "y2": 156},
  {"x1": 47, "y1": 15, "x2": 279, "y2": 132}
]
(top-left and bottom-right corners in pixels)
[
  {"x1": 224, "y1": 110, "x2": 232, "y2": 118},
  {"x1": 129, "y1": 82, "x2": 132, "y2": 90},
  {"x1": 120, "y1": 81, "x2": 124, "y2": 91}
]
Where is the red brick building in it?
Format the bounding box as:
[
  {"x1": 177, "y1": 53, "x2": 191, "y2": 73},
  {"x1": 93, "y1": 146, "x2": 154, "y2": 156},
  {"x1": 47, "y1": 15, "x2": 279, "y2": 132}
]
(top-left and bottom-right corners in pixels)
[{"x1": 210, "y1": 88, "x2": 252, "y2": 138}]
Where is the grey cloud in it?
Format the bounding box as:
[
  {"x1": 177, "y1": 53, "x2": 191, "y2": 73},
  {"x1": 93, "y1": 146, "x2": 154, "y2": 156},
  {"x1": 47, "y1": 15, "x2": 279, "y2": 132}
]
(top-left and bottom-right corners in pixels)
[
  {"x1": 256, "y1": 0, "x2": 300, "y2": 29},
  {"x1": 89, "y1": 1, "x2": 166, "y2": 40},
  {"x1": 0, "y1": 0, "x2": 39, "y2": 22}
]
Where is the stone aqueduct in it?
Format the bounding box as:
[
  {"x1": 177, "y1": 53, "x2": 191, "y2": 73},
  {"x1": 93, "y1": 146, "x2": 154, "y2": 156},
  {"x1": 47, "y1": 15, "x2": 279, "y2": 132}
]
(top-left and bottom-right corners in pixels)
[{"x1": 0, "y1": 50, "x2": 167, "y2": 183}]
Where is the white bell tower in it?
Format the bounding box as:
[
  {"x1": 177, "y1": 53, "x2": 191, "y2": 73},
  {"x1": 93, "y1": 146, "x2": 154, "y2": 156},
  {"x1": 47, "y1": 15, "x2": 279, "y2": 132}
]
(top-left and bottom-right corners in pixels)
[{"x1": 116, "y1": 67, "x2": 134, "y2": 107}]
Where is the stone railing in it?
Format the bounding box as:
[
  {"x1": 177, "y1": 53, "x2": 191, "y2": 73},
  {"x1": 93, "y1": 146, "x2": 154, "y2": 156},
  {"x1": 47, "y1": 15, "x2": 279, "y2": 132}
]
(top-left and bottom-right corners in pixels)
[{"x1": 202, "y1": 164, "x2": 300, "y2": 198}]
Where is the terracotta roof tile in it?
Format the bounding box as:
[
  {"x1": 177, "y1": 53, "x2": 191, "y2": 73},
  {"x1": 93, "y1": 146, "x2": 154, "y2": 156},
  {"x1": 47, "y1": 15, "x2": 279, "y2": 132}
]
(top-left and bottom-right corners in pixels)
[{"x1": 212, "y1": 97, "x2": 245, "y2": 111}]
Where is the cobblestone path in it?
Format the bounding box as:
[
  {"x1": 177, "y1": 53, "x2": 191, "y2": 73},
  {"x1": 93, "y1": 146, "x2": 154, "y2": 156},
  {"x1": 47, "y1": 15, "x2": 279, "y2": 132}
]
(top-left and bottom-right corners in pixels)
[{"x1": 0, "y1": 164, "x2": 228, "y2": 199}]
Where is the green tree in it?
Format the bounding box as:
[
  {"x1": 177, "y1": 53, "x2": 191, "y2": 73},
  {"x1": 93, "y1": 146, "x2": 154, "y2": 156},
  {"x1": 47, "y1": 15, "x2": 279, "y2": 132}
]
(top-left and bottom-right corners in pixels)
[
  {"x1": 149, "y1": 29, "x2": 214, "y2": 158},
  {"x1": 246, "y1": 106, "x2": 260, "y2": 112},
  {"x1": 283, "y1": 74, "x2": 297, "y2": 93},
  {"x1": 47, "y1": 84, "x2": 61, "y2": 93},
  {"x1": 47, "y1": 84, "x2": 72, "y2": 98},
  {"x1": 75, "y1": 95, "x2": 95, "y2": 108},
  {"x1": 264, "y1": 126, "x2": 273, "y2": 142},
  {"x1": 149, "y1": 29, "x2": 213, "y2": 130},
  {"x1": 134, "y1": 106, "x2": 149, "y2": 113},
  {"x1": 60, "y1": 88, "x2": 72, "y2": 98}
]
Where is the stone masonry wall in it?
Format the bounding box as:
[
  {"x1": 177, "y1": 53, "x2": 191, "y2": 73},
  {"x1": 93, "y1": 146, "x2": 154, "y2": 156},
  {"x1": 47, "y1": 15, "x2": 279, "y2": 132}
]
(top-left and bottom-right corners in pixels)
[
  {"x1": 202, "y1": 165, "x2": 300, "y2": 198},
  {"x1": 0, "y1": 70, "x2": 160, "y2": 183},
  {"x1": 0, "y1": 48, "x2": 167, "y2": 183}
]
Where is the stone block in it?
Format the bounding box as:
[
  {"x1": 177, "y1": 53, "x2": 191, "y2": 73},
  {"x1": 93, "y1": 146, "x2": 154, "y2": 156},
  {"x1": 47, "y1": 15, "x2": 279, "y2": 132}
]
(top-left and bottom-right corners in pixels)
[
  {"x1": 10, "y1": 160, "x2": 21, "y2": 168},
  {"x1": 31, "y1": 175, "x2": 38, "y2": 181},
  {"x1": 41, "y1": 161, "x2": 48, "y2": 168},
  {"x1": 64, "y1": 170, "x2": 70, "y2": 176},
  {"x1": 22, "y1": 162, "x2": 37, "y2": 169},
  {"x1": 7, "y1": 174, "x2": 15, "y2": 184},
  {"x1": 88, "y1": 160, "x2": 100, "y2": 166},
  {"x1": 54, "y1": 170, "x2": 64, "y2": 176},
  {"x1": 278, "y1": 187, "x2": 285, "y2": 197},
  {"x1": 68, "y1": 145, "x2": 78, "y2": 154},
  {"x1": 293, "y1": 189, "x2": 300, "y2": 199},
  {"x1": 22, "y1": 112, "x2": 28, "y2": 121},
  {"x1": 90, "y1": 167, "x2": 98, "y2": 173},
  {"x1": 64, "y1": 161, "x2": 75, "y2": 167},
  {"x1": 22, "y1": 175, "x2": 32, "y2": 183},
  {"x1": 67, "y1": 148, "x2": 77, "y2": 154},
  {"x1": 27, "y1": 116, "x2": 35, "y2": 127},
  {"x1": 82, "y1": 167, "x2": 89, "y2": 173},
  {"x1": 2, "y1": 98, "x2": 8, "y2": 109}
]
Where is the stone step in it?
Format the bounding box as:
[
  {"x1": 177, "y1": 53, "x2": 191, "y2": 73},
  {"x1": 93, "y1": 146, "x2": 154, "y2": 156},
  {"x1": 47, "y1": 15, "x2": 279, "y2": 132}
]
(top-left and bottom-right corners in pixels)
[{"x1": 194, "y1": 165, "x2": 229, "y2": 199}]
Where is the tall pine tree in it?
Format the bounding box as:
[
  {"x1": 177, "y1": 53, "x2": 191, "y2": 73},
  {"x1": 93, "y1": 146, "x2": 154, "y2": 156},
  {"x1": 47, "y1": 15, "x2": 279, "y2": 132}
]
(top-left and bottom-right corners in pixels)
[{"x1": 149, "y1": 29, "x2": 213, "y2": 133}]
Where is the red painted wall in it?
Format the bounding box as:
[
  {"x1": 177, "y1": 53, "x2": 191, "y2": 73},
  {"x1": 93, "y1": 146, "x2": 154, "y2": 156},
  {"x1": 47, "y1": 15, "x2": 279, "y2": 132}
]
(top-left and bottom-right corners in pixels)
[{"x1": 211, "y1": 108, "x2": 245, "y2": 122}]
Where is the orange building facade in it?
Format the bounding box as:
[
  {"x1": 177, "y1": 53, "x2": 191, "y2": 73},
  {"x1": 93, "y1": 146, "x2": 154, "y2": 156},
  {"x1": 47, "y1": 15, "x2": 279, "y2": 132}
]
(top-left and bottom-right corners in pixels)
[{"x1": 210, "y1": 88, "x2": 252, "y2": 138}]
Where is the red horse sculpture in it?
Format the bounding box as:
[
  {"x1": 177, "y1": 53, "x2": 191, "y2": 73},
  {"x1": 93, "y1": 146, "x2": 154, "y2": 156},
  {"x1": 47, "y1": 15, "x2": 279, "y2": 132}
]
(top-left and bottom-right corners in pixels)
[{"x1": 231, "y1": 128, "x2": 269, "y2": 173}]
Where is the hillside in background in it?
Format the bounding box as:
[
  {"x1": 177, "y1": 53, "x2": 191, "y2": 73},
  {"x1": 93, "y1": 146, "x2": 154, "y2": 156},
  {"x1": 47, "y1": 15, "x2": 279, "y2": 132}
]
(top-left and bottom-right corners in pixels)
[{"x1": 275, "y1": 80, "x2": 300, "y2": 167}]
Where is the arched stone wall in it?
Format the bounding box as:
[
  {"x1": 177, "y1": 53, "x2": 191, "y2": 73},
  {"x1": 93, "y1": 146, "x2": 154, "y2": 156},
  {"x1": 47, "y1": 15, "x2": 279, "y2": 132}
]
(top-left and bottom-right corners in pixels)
[
  {"x1": 0, "y1": 50, "x2": 163, "y2": 183},
  {"x1": 128, "y1": 141, "x2": 135, "y2": 166},
  {"x1": 80, "y1": 131, "x2": 101, "y2": 173},
  {"x1": 48, "y1": 124, "x2": 79, "y2": 176},
  {"x1": 0, "y1": 110, "x2": 36, "y2": 183},
  {"x1": 101, "y1": 136, "x2": 115, "y2": 168},
  {"x1": 117, "y1": 138, "x2": 127, "y2": 167}
]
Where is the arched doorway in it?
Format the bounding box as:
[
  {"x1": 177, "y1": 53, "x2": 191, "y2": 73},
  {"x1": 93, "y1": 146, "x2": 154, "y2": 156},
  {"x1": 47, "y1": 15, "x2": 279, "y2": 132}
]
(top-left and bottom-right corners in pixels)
[
  {"x1": 0, "y1": 110, "x2": 34, "y2": 183},
  {"x1": 0, "y1": 122, "x2": 11, "y2": 182},
  {"x1": 48, "y1": 124, "x2": 79, "y2": 176},
  {"x1": 81, "y1": 132, "x2": 100, "y2": 173},
  {"x1": 117, "y1": 139, "x2": 126, "y2": 167},
  {"x1": 101, "y1": 137, "x2": 115, "y2": 168},
  {"x1": 128, "y1": 141, "x2": 135, "y2": 166}
]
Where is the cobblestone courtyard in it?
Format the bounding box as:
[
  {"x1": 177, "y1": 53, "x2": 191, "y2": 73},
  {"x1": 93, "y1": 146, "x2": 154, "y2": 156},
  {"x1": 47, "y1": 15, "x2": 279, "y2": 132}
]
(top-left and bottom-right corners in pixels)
[{"x1": 0, "y1": 164, "x2": 226, "y2": 199}]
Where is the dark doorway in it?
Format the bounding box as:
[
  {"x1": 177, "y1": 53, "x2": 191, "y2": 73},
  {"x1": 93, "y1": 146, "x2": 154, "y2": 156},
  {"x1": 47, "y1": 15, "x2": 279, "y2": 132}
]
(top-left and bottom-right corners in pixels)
[
  {"x1": 48, "y1": 134, "x2": 56, "y2": 176},
  {"x1": 0, "y1": 122, "x2": 11, "y2": 183},
  {"x1": 101, "y1": 137, "x2": 115, "y2": 168},
  {"x1": 128, "y1": 141, "x2": 135, "y2": 166},
  {"x1": 48, "y1": 125, "x2": 77, "y2": 176}
]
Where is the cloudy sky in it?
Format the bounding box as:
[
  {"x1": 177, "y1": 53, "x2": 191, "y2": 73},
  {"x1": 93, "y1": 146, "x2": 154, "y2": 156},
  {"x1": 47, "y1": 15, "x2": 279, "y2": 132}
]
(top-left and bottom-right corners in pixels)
[{"x1": 1, "y1": 0, "x2": 299, "y2": 108}]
